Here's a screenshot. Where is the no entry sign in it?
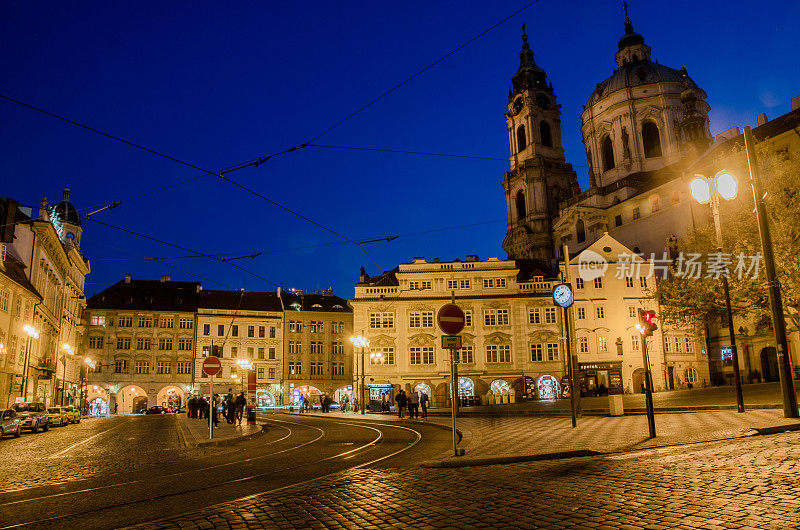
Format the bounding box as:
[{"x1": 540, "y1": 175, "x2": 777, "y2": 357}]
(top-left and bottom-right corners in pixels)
[
  {"x1": 202, "y1": 356, "x2": 222, "y2": 376},
  {"x1": 437, "y1": 304, "x2": 466, "y2": 335}
]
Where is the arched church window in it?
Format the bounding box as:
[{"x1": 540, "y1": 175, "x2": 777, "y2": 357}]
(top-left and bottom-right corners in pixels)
[
  {"x1": 516, "y1": 125, "x2": 527, "y2": 152},
  {"x1": 539, "y1": 121, "x2": 552, "y2": 148},
  {"x1": 515, "y1": 190, "x2": 526, "y2": 221},
  {"x1": 602, "y1": 136, "x2": 615, "y2": 171},
  {"x1": 576, "y1": 219, "x2": 586, "y2": 244},
  {"x1": 642, "y1": 122, "x2": 662, "y2": 158}
]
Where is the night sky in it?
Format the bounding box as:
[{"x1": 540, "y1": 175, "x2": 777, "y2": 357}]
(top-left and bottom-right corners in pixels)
[{"x1": 3, "y1": 1, "x2": 798, "y2": 298}]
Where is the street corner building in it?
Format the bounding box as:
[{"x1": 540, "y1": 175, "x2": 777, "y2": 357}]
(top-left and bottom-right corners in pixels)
[
  {"x1": 1, "y1": 189, "x2": 89, "y2": 408},
  {"x1": 82, "y1": 278, "x2": 354, "y2": 413}
]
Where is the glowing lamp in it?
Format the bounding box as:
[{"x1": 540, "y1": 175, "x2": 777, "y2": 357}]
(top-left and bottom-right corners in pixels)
[
  {"x1": 690, "y1": 176, "x2": 711, "y2": 204},
  {"x1": 714, "y1": 171, "x2": 738, "y2": 200}
]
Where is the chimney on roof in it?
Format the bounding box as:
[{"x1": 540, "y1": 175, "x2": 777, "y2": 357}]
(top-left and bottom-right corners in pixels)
[
  {"x1": 466, "y1": 255, "x2": 479, "y2": 262},
  {"x1": 322, "y1": 288, "x2": 334, "y2": 296},
  {"x1": 412, "y1": 256, "x2": 426, "y2": 263},
  {"x1": 124, "y1": 274, "x2": 131, "y2": 284},
  {"x1": 160, "y1": 275, "x2": 171, "y2": 282},
  {"x1": 792, "y1": 95, "x2": 800, "y2": 111},
  {"x1": 757, "y1": 113, "x2": 768, "y2": 126}
]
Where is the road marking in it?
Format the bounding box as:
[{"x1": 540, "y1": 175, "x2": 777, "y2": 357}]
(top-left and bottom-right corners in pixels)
[{"x1": 48, "y1": 420, "x2": 127, "y2": 459}]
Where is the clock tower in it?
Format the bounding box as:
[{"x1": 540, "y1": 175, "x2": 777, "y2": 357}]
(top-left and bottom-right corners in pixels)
[{"x1": 501, "y1": 28, "x2": 579, "y2": 264}]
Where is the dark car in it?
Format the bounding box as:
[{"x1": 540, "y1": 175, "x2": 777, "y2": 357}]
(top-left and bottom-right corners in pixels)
[
  {"x1": 144, "y1": 406, "x2": 166, "y2": 415},
  {"x1": 11, "y1": 402, "x2": 50, "y2": 433},
  {"x1": 1, "y1": 409, "x2": 23, "y2": 438}
]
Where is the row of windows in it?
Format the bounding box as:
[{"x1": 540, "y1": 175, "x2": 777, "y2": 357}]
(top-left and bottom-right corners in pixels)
[
  {"x1": 370, "y1": 308, "x2": 558, "y2": 329},
  {"x1": 91, "y1": 315, "x2": 194, "y2": 329},
  {"x1": 573, "y1": 277, "x2": 647, "y2": 289},
  {"x1": 201, "y1": 345, "x2": 277, "y2": 359},
  {"x1": 287, "y1": 362, "x2": 347, "y2": 377},
  {"x1": 201, "y1": 366, "x2": 279, "y2": 379},
  {"x1": 366, "y1": 344, "x2": 559, "y2": 365},
  {"x1": 516, "y1": 120, "x2": 553, "y2": 153},
  {"x1": 91, "y1": 337, "x2": 193, "y2": 350},
  {"x1": 113, "y1": 360, "x2": 191, "y2": 375},
  {"x1": 288, "y1": 321, "x2": 347, "y2": 333},
  {"x1": 203, "y1": 323, "x2": 275, "y2": 338}
]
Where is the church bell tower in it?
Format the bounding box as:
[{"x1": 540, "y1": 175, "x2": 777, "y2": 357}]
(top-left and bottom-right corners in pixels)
[{"x1": 501, "y1": 28, "x2": 579, "y2": 263}]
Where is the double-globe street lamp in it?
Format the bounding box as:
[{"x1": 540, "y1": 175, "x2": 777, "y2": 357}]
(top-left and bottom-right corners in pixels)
[
  {"x1": 20, "y1": 324, "x2": 40, "y2": 402},
  {"x1": 349, "y1": 335, "x2": 369, "y2": 415},
  {"x1": 690, "y1": 169, "x2": 745, "y2": 412}
]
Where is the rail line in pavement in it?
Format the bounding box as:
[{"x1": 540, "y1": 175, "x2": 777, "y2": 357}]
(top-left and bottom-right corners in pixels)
[{"x1": 0, "y1": 416, "x2": 423, "y2": 529}]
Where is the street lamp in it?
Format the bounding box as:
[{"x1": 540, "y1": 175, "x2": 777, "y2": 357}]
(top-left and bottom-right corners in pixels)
[
  {"x1": 21, "y1": 324, "x2": 40, "y2": 402},
  {"x1": 61, "y1": 344, "x2": 74, "y2": 406},
  {"x1": 350, "y1": 335, "x2": 369, "y2": 415},
  {"x1": 690, "y1": 169, "x2": 745, "y2": 413}
]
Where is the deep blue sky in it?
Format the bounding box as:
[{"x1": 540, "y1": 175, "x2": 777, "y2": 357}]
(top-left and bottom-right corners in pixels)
[{"x1": 3, "y1": 1, "x2": 798, "y2": 298}]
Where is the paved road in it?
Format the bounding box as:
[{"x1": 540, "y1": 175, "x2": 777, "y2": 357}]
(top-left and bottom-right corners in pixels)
[
  {"x1": 133, "y1": 430, "x2": 800, "y2": 529},
  {"x1": 0, "y1": 413, "x2": 451, "y2": 529}
]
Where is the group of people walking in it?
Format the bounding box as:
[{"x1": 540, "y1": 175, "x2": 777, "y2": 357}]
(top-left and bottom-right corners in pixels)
[
  {"x1": 393, "y1": 388, "x2": 428, "y2": 419},
  {"x1": 186, "y1": 389, "x2": 247, "y2": 427}
]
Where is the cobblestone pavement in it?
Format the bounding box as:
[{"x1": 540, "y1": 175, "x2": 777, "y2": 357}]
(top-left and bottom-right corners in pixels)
[
  {"x1": 0, "y1": 414, "x2": 189, "y2": 493},
  {"x1": 295, "y1": 409, "x2": 800, "y2": 460},
  {"x1": 136, "y1": 431, "x2": 800, "y2": 529}
]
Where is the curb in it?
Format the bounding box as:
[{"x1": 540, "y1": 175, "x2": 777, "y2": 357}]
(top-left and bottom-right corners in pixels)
[
  {"x1": 178, "y1": 418, "x2": 269, "y2": 448},
  {"x1": 420, "y1": 449, "x2": 601, "y2": 468},
  {"x1": 419, "y1": 403, "x2": 785, "y2": 417},
  {"x1": 753, "y1": 422, "x2": 800, "y2": 435}
]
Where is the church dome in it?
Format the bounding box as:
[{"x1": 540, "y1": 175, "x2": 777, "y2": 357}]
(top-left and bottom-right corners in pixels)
[
  {"x1": 587, "y1": 61, "x2": 698, "y2": 106},
  {"x1": 53, "y1": 188, "x2": 81, "y2": 227}
]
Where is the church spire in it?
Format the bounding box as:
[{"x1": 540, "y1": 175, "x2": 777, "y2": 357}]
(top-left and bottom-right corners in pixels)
[{"x1": 511, "y1": 23, "x2": 547, "y2": 95}]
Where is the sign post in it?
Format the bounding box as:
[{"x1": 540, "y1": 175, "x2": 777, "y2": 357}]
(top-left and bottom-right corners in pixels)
[
  {"x1": 202, "y1": 357, "x2": 222, "y2": 439},
  {"x1": 437, "y1": 298, "x2": 465, "y2": 457}
]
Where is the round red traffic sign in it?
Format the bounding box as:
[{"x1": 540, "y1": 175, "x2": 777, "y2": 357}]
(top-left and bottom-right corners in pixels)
[
  {"x1": 437, "y1": 304, "x2": 465, "y2": 335},
  {"x1": 202, "y1": 356, "x2": 222, "y2": 376}
]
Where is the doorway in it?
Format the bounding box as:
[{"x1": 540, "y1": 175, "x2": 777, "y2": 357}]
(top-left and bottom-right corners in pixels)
[{"x1": 761, "y1": 347, "x2": 779, "y2": 382}]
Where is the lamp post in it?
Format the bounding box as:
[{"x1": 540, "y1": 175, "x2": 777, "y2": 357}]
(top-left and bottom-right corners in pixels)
[
  {"x1": 21, "y1": 324, "x2": 40, "y2": 402},
  {"x1": 350, "y1": 335, "x2": 369, "y2": 415},
  {"x1": 690, "y1": 170, "x2": 745, "y2": 412},
  {"x1": 743, "y1": 127, "x2": 798, "y2": 417},
  {"x1": 61, "y1": 344, "x2": 74, "y2": 406}
]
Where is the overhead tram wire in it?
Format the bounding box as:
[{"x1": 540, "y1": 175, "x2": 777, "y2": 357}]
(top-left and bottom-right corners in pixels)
[
  {"x1": 82, "y1": 216, "x2": 281, "y2": 288},
  {"x1": 301, "y1": 0, "x2": 543, "y2": 145}
]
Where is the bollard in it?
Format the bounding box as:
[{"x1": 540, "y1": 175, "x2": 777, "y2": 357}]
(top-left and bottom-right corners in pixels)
[{"x1": 608, "y1": 394, "x2": 624, "y2": 416}]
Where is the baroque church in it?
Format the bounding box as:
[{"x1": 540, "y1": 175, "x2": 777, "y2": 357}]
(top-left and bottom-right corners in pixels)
[{"x1": 502, "y1": 9, "x2": 712, "y2": 264}]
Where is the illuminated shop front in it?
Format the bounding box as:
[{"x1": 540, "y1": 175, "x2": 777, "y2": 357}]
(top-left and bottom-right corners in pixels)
[
  {"x1": 578, "y1": 362, "x2": 623, "y2": 396},
  {"x1": 368, "y1": 383, "x2": 393, "y2": 412}
]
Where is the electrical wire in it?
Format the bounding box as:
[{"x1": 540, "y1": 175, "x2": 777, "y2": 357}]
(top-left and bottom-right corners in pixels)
[
  {"x1": 302, "y1": 0, "x2": 543, "y2": 144},
  {"x1": 82, "y1": 216, "x2": 281, "y2": 287},
  {"x1": 306, "y1": 144, "x2": 506, "y2": 161}
]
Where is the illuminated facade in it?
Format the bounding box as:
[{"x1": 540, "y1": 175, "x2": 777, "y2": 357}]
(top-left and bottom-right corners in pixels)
[
  {"x1": 0, "y1": 190, "x2": 89, "y2": 407},
  {"x1": 350, "y1": 257, "x2": 563, "y2": 407}
]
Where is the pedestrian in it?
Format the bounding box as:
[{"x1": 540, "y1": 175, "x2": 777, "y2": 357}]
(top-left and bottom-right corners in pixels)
[
  {"x1": 235, "y1": 392, "x2": 246, "y2": 424},
  {"x1": 212, "y1": 394, "x2": 220, "y2": 427},
  {"x1": 343, "y1": 395, "x2": 350, "y2": 413},
  {"x1": 395, "y1": 390, "x2": 407, "y2": 419},
  {"x1": 187, "y1": 397, "x2": 194, "y2": 418},
  {"x1": 408, "y1": 389, "x2": 419, "y2": 419},
  {"x1": 225, "y1": 391, "x2": 235, "y2": 424},
  {"x1": 420, "y1": 391, "x2": 429, "y2": 418},
  {"x1": 298, "y1": 393, "x2": 304, "y2": 413}
]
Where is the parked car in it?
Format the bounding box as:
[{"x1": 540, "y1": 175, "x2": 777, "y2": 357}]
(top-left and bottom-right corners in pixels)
[
  {"x1": 144, "y1": 406, "x2": 166, "y2": 415},
  {"x1": 62, "y1": 405, "x2": 81, "y2": 424},
  {"x1": 11, "y1": 402, "x2": 50, "y2": 432},
  {"x1": 47, "y1": 407, "x2": 69, "y2": 427},
  {"x1": 1, "y1": 409, "x2": 23, "y2": 438}
]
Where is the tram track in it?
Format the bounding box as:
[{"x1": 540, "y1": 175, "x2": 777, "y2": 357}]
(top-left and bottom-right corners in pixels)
[{"x1": 0, "y1": 415, "x2": 424, "y2": 529}]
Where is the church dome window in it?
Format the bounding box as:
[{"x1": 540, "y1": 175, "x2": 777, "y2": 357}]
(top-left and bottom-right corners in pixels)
[
  {"x1": 515, "y1": 190, "x2": 526, "y2": 221},
  {"x1": 601, "y1": 136, "x2": 615, "y2": 171},
  {"x1": 516, "y1": 125, "x2": 527, "y2": 152},
  {"x1": 576, "y1": 219, "x2": 586, "y2": 244},
  {"x1": 539, "y1": 121, "x2": 552, "y2": 148},
  {"x1": 642, "y1": 122, "x2": 662, "y2": 158}
]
